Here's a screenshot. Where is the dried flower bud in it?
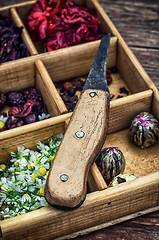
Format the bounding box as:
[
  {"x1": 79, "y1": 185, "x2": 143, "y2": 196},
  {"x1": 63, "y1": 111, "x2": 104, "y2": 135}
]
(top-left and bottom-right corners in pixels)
[
  {"x1": 130, "y1": 112, "x2": 159, "y2": 148},
  {"x1": 95, "y1": 147, "x2": 125, "y2": 182}
]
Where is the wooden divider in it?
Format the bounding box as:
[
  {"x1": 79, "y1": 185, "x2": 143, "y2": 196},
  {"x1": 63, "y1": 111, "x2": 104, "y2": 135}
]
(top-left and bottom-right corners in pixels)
[{"x1": 10, "y1": 7, "x2": 38, "y2": 55}]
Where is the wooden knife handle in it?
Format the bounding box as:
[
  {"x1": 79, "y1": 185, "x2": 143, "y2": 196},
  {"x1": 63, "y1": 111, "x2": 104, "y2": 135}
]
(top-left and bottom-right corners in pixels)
[{"x1": 45, "y1": 89, "x2": 110, "y2": 208}]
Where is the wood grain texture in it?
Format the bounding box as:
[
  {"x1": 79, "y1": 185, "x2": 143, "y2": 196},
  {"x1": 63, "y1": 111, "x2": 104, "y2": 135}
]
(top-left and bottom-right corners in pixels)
[
  {"x1": 98, "y1": 0, "x2": 159, "y2": 90},
  {"x1": 0, "y1": 0, "x2": 158, "y2": 239},
  {"x1": 35, "y1": 60, "x2": 68, "y2": 115},
  {"x1": 45, "y1": 89, "x2": 110, "y2": 208},
  {"x1": 1, "y1": 172, "x2": 159, "y2": 240},
  {"x1": 10, "y1": 7, "x2": 38, "y2": 55}
]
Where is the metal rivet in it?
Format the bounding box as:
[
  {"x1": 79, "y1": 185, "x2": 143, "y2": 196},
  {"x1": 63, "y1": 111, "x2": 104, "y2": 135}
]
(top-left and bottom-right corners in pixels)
[
  {"x1": 75, "y1": 131, "x2": 85, "y2": 138},
  {"x1": 89, "y1": 92, "x2": 97, "y2": 98},
  {"x1": 60, "y1": 174, "x2": 69, "y2": 182}
]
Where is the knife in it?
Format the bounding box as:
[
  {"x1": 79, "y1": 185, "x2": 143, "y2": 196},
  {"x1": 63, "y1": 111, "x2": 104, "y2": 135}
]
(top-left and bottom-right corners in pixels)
[{"x1": 45, "y1": 34, "x2": 111, "y2": 208}]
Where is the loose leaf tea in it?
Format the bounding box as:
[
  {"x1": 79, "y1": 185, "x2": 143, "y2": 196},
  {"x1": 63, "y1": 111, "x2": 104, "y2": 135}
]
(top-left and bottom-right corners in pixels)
[
  {"x1": 26, "y1": 0, "x2": 104, "y2": 51},
  {"x1": 0, "y1": 14, "x2": 30, "y2": 63}
]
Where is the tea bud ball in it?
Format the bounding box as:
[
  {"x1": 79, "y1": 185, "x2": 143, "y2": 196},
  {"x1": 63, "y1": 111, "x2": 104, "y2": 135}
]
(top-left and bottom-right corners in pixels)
[
  {"x1": 95, "y1": 147, "x2": 125, "y2": 182},
  {"x1": 130, "y1": 112, "x2": 159, "y2": 148}
]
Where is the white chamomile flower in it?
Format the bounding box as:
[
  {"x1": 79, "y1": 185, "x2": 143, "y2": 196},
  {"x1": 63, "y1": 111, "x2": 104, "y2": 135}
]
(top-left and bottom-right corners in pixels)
[
  {"x1": 20, "y1": 209, "x2": 26, "y2": 215},
  {"x1": 0, "y1": 182, "x2": 9, "y2": 191},
  {"x1": 38, "y1": 113, "x2": 50, "y2": 121},
  {"x1": 28, "y1": 186, "x2": 35, "y2": 192},
  {"x1": 43, "y1": 162, "x2": 50, "y2": 170},
  {"x1": 0, "y1": 115, "x2": 8, "y2": 123},
  {"x1": 2, "y1": 207, "x2": 15, "y2": 219},
  {"x1": 17, "y1": 146, "x2": 30, "y2": 157},
  {"x1": 21, "y1": 194, "x2": 31, "y2": 204},
  {"x1": 0, "y1": 134, "x2": 63, "y2": 220},
  {"x1": 18, "y1": 158, "x2": 28, "y2": 169},
  {"x1": 40, "y1": 197, "x2": 46, "y2": 207},
  {"x1": 0, "y1": 177, "x2": 7, "y2": 185},
  {"x1": 40, "y1": 157, "x2": 48, "y2": 164},
  {"x1": 8, "y1": 166, "x2": 16, "y2": 173},
  {"x1": 29, "y1": 153, "x2": 36, "y2": 164},
  {"x1": 37, "y1": 142, "x2": 46, "y2": 151},
  {"x1": 0, "y1": 192, "x2": 7, "y2": 204}
]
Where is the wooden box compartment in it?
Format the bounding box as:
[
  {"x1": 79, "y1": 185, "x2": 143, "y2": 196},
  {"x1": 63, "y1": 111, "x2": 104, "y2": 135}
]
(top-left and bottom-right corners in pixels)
[
  {"x1": 0, "y1": 96, "x2": 158, "y2": 239},
  {"x1": 0, "y1": 57, "x2": 67, "y2": 161},
  {"x1": 13, "y1": 0, "x2": 111, "y2": 54},
  {"x1": 0, "y1": 0, "x2": 117, "y2": 60},
  {"x1": 0, "y1": 0, "x2": 159, "y2": 240},
  {"x1": 0, "y1": 7, "x2": 37, "y2": 61},
  {"x1": 0, "y1": 36, "x2": 159, "y2": 239}
]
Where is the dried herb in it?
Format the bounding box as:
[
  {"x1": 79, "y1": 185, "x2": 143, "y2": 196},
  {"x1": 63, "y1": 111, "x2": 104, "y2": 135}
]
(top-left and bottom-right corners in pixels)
[
  {"x1": 0, "y1": 14, "x2": 30, "y2": 63},
  {"x1": 0, "y1": 87, "x2": 50, "y2": 131},
  {"x1": 26, "y1": 0, "x2": 104, "y2": 51}
]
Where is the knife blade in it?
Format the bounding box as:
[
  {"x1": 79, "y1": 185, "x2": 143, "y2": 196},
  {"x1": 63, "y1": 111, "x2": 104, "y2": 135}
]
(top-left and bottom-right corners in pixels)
[{"x1": 45, "y1": 34, "x2": 111, "y2": 208}]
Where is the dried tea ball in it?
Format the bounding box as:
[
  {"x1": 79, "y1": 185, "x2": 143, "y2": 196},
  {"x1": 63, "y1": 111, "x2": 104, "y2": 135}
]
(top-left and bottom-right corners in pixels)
[
  {"x1": 95, "y1": 147, "x2": 125, "y2": 182},
  {"x1": 130, "y1": 112, "x2": 159, "y2": 148},
  {"x1": 109, "y1": 174, "x2": 137, "y2": 187}
]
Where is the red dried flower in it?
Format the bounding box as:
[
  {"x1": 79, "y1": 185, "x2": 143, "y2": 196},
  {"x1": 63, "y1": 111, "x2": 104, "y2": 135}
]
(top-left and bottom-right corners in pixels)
[{"x1": 27, "y1": 0, "x2": 103, "y2": 51}]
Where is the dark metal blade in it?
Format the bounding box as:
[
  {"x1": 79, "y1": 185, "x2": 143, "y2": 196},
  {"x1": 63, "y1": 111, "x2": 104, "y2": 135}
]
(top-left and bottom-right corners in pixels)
[{"x1": 83, "y1": 34, "x2": 111, "y2": 93}]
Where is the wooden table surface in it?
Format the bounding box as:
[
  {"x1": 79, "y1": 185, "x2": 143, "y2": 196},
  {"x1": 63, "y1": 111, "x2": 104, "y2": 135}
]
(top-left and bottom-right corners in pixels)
[{"x1": 0, "y1": 0, "x2": 159, "y2": 239}]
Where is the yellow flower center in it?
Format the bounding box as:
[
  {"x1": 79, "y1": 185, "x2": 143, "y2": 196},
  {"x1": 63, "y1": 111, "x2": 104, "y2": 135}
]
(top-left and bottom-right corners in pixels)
[
  {"x1": 14, "y1": 160, "x2": 19, "y2": 167},
  {"x1": 1, "y1": 184, "x2": 6, "y2": 191},
  {"x1": 11, "y1": 172, "x2": 14, "y2": 179},
  {"x1": 31, "y1": 172, "x2": 36, "y2": 182},
  {"x1": 39, "y1": 186, "x2": 45, "y2": 196},
  {"x1": 34, "y1": 157, "x2": 41, "y2": 167},
  {"x1": 23, "y1": 193, "x2": 29, "y2": 197},
  {"x1": 0, "y1": 121, "x2": 5, "y2": 129},
  {"x1": 15, "y1": 212, "x2": 20, "y2": 216},
  {"x1": 27, "y1": 163, "x2": 32, "y2": 170},
  {"x1": 0, "y1": 164, "x2": 6, "y2": 171},
  {"x1": 39, "y1": 167, "x2": 47, "y2": 176}
]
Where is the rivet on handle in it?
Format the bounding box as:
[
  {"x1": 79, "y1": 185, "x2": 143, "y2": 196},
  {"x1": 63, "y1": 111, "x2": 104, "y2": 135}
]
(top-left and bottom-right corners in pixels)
[
  {"x1": 75, "y1": 131, "x2": 85, "y2": 138},
  {"x1": 89, "y1": 92, "x2": 97, "y2": 98},
  {"x1": 60, "y1": 174, "x2": 69, "y2": 182}
]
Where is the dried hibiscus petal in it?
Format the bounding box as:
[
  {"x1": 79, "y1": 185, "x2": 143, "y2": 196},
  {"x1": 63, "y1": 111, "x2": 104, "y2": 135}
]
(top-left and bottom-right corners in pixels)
[
  {"x1": 26, "y1": 0, "x2": 104, "y2": 51},
  {"x1": 19, "y1": 99, "x2": 40, "y2": 117},
  {"x1": 0, "y1": 14, "x2": 30, "y2": 63},
  {"x1": 8, "y1": 106, "x2": 22, "y2": 117}
]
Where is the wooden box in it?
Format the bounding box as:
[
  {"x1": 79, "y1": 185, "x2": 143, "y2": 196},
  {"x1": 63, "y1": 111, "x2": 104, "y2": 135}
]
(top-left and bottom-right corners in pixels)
[{"x1": 0, "y1": 1, "x2": 159, "y2": 239}]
